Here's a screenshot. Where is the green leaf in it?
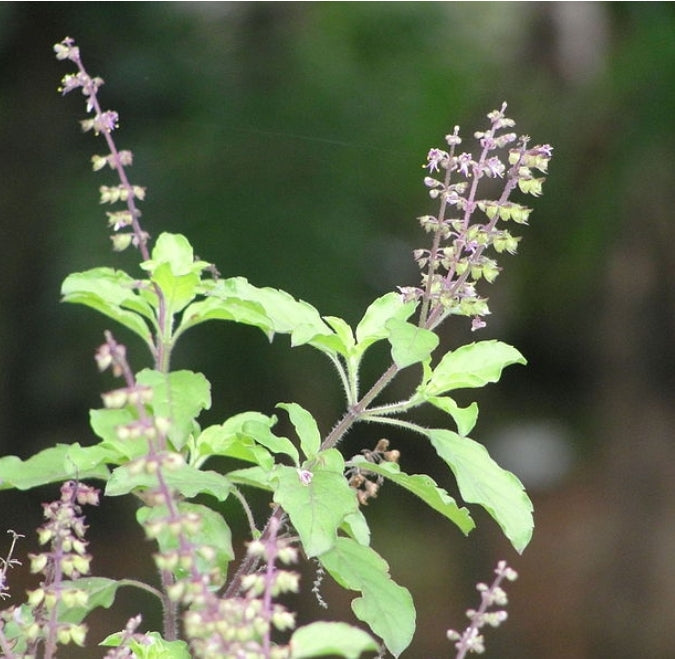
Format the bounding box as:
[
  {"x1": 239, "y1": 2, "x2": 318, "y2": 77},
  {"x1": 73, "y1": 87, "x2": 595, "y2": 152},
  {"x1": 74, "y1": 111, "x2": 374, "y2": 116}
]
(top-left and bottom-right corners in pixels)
[
  {"x1": 354, "y1": 292, "x2": 417, "y2": 357},
  {"x1": 140, "y1": 233, "x2": 210, "y2": 277},
  {"x1": 424, "y1": 395, "x2": 479, "y2": 436},
  {"x1": 61, "y1": 268, "x2": 154, "y2": 346},
  {"x1": 0, "y1": 445, "x2": 109, "y2": 491},
  {"x1": 386, "y1": 318, "x2": 439, "y2": 369},
  {"x1": 57, "y1": 577, "x2": 123, "y2": 624},
  {"x1": 137, "y1": 369, "x2": 211, "y2": 450},
  {"x1": 194, "y1": 412, "x2": 276, "y2": 470},
  {"x1": 151, "y1": 262, "x2": 200, "y2": 315},
  {"x1": 277, "y1": 402, "x2": 321, "y2": 460},
  {"x1": 290, "y1": 622, "x2": 379, "y2": 658},
  {"x1": 227, "y1": 465, "x2": 274, "y2": 490},
  {"x1": 210, "y1": 277, "x2": 333, "y2": 347},
  {"x1": 271, "y1": 463, "x2": 358, "y2": 557},
  {"x1": 88, "y1": 408, "x2": 149, "y2": 461},
  {"x1": 137, "y1": 503, "x2": 233, "y2": 585},
  {"x1": 319, "y1": 537, "x2": 415, "y2": 657},
  {"x1": 340, "y1": 509, "x2": 371, "y2": 546},
  {"x1": 426, "y1": 429, "x2": 533, "y2": 553},
  {"x1": 240, "y1": 418, "x2": 299, "y2": 466},
  {"x1": 106, "y1": 463, "x2": 231, "y2": 501},
  {"x1": 176, "y1": 295, "x2": 272, "y2": 337},
  {"x1": 100, "y1": 630, "x2": 190, "y2": 658},
  {"x1": 349, "y1": 458, "x2": 474, "y2": 535},
  {"x1": 423, "y1": 340, "x2": 526, "y2": 395}
]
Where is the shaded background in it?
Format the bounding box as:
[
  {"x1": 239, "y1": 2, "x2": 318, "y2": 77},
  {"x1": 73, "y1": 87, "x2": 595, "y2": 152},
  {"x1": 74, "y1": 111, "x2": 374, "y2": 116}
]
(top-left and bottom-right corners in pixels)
[{"x1": 1, "y1": 2, "x2": 674, "y2": 657}]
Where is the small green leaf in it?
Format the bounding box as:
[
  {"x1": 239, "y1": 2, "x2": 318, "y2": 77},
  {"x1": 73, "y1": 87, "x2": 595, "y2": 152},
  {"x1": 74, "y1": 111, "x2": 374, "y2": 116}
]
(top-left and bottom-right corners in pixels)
[
  {"x1": 277, "y1": 402, "x2": 321, "y2": 460},
  {"x1": 137, "y1": 503, "x2": 233, "y2": 585},
  {"x1": 176, "y1": 296, "x2": 272, "y2": 337},
  {"x1": 424, "y1": 395, "x2": 479, "y2": 436},
  {"x1": 355, "y1": 292, "x2": 417, "y2": 357},
  {"x1": 271, "y1": 464, "x2": 358, "y2": 557},
  {"x1": 227, "y1": 465, "x2": 274, "y2": 490},
  {"x1": 100, "y1": 631, "x2": 190, "y2": 658},
  {"x1": 290, "y1": 622, "x2": 378, "y2": 658},
  {"x1": 151, "y1": 262, "x2": 200, "y2": 315},
  {"x1": 319, "y1": 537, "x2": 415, "y2": 657},
  {"x1": 386, "y1": 318, "x2": 439, "y2": 369},
  {"x1": 340, "y1": 509, "x2": 371, "y2": 546},
  {"x1": 140, "y1": 233, "x2": 209, "y2": 277},
  {"x1": 106, "y1": 463, "x2": 231, "y2": 501},
  {"x1": 426, "y1": 429, "x2": 534, "y2": 553},
  {"x1": 323, "y1": 316, "x2": 355, "y2": 353},
  {"x1": 137, "y1": 369, "x2": 211, "y2": 450},
  {"x1": 349, "y1": 458, "x2": 474, "y2": 535},
  {"x1": 0, "y1": 445, "x2": 109, "y2": 491},
  {"x1": 423, "y1": 340, "x2": 526, "y2": 395},
  {"x1": 88, "y1": 408, "x2": 148, "y2": 461}
]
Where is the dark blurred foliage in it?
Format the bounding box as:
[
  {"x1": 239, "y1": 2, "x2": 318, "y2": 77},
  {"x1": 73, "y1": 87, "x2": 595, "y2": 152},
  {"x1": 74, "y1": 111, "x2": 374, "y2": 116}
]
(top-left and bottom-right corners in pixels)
[{"x1": 1, "y1": 3, "x2": 674, "y2": 657}]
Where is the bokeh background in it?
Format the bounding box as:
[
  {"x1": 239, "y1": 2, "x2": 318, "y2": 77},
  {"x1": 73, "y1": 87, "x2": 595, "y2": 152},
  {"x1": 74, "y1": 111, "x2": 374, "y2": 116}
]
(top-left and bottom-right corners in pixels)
[{"x1": 1, "y1": 2, "x2": 674, "y2": 657}]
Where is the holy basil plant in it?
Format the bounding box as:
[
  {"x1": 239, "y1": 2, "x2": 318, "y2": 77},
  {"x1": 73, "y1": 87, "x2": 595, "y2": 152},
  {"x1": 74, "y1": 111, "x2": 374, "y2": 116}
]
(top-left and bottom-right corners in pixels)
[{"x1": 0, "y1": 37, "x2": 551, "y2": 659}]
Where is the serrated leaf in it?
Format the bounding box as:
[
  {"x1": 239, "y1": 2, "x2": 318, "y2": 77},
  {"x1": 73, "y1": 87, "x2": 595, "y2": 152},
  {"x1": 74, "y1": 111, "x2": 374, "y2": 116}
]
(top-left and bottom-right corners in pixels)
[
  {"x1": 426, "y1": 429, "x2": 533, "y2": 553},
  {"x1": 106, "y1": 463, "x2": 231, "y2": 501},
  {"x1": 319, "y1": 537, "x2": 415, "y2": 657},
  {"x1": 423, "y1": 340, "x2": 526, "y2": 395},
  {"x1": 137, "y1": 503, "x2": 233, "y2": 585},
  {"x1": 0, "y1": 445, "x2": 109, "y2": 491},
  {"x1": 354, "y1": 292, "x2": 417, "y2": 356},
  {"x1": 137, "y1": 369, "x2": 211, "y2": 450},
  {"x1": 425, "y1": 395, "x2": 479, "y2": 436},
  {"x1": 271, "y1": 464, "x2": 358, "y2": 557},
  {"x1": 386, "y1": 318, "x2": 439, "y2": 369},
  {"x1": 349, "y1": 458, "x2": 474, "y2": 535},
  {"x1": 61, "y1": 268, "x2": 154, "y2": 346},
  {"x1": 277, "y1": 402, "x2": 321, "y2": 460},
  {"x1": 290, "y1": 622, "x2": 378, "y2": 658}
]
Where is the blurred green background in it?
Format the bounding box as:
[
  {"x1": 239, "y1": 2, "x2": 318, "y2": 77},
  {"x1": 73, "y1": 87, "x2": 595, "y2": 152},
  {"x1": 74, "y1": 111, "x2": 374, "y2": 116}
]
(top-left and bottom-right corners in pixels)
[{"x1": 1, "y1": 2, "x2": 675, "y2": 657}]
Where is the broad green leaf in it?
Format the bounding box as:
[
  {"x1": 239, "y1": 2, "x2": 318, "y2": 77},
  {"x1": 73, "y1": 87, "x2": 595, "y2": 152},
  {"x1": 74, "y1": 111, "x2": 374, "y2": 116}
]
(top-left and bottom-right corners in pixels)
[
  {"x1": 150, "y1": 262, "x2": 200, "y2": 315},
  {"x1": 194, "y1": 412, "x2": 276, "y2": 469},
  {"x1": 241, "y1": 418, "x2": 299, "y2": 465},
  {"x1": 176, "y1": 295, "x2": 272, "y2": 337},
  {"x1": 137, "y1": 502, "x2": 233, "y2": 585},
  {"x1": 100, "y1": 631, "x2": 190, "y2": 658},
  {"x1": 57, "y1": 577, "x2": 123, "y2": 624},
  {"x1": 140, "y1": 232, "x2": 210, "y2": 277},
  {"x1": 137, "y1": 369, "x2": 211, "y2": 450},
  {"x1": 106, "y1": 463, "x2": 231, "y2": 501},
  {"x1": 227, "y1": 465, "x2": 274, "y2": 490},
  {"x1": 426, "y1": 429, "x2": 533, "y2": 553},
  {"x1": 66, "y1": 442, "x2": 123, "y2": 473},
  {"x1": 424, "y1": 395, "x2": 479, "y2": 436},
  {"x1": 290, "y1": 622, "x2": 378, "y2": 658},
  {"x1": 0, "y1": 445, "x2": 109, "y2": 491},
  {"x1": 319, "y1": 537, "x2": 415, "y2": 657},
  {"x1": 323, "y1": 316, "x2": 355, "y2": 352},
  {"x1": 88, "y1": 407, "x2": 149, "y2": 461},
  {"x1": 271, "y1": 464, "x2": 358, "y2": 557},
  {"x1": 349, "y1": 458, "x2": 474, "y2": 535},
  {"x1": 210, "y1": 277, "x2": 333, "y2": 347},
  {"x1": 423, "y1": 340, "x2": 526, "y2": 395},
  {"x1": 386, "y1": 318, "x2": 439, "y2": 369},
  {"x1": 61, "y1": 268, "x2": 154, "y2": 346},
  {"x1": 277, "y1": 402, "x2": 321, "y2": 460},
  {"x1": 354, "y1": 292, "x2": 417, "y2": 356},
  {"x1": 340, "y1": 509, "x2": 371, "y2": 546}
]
